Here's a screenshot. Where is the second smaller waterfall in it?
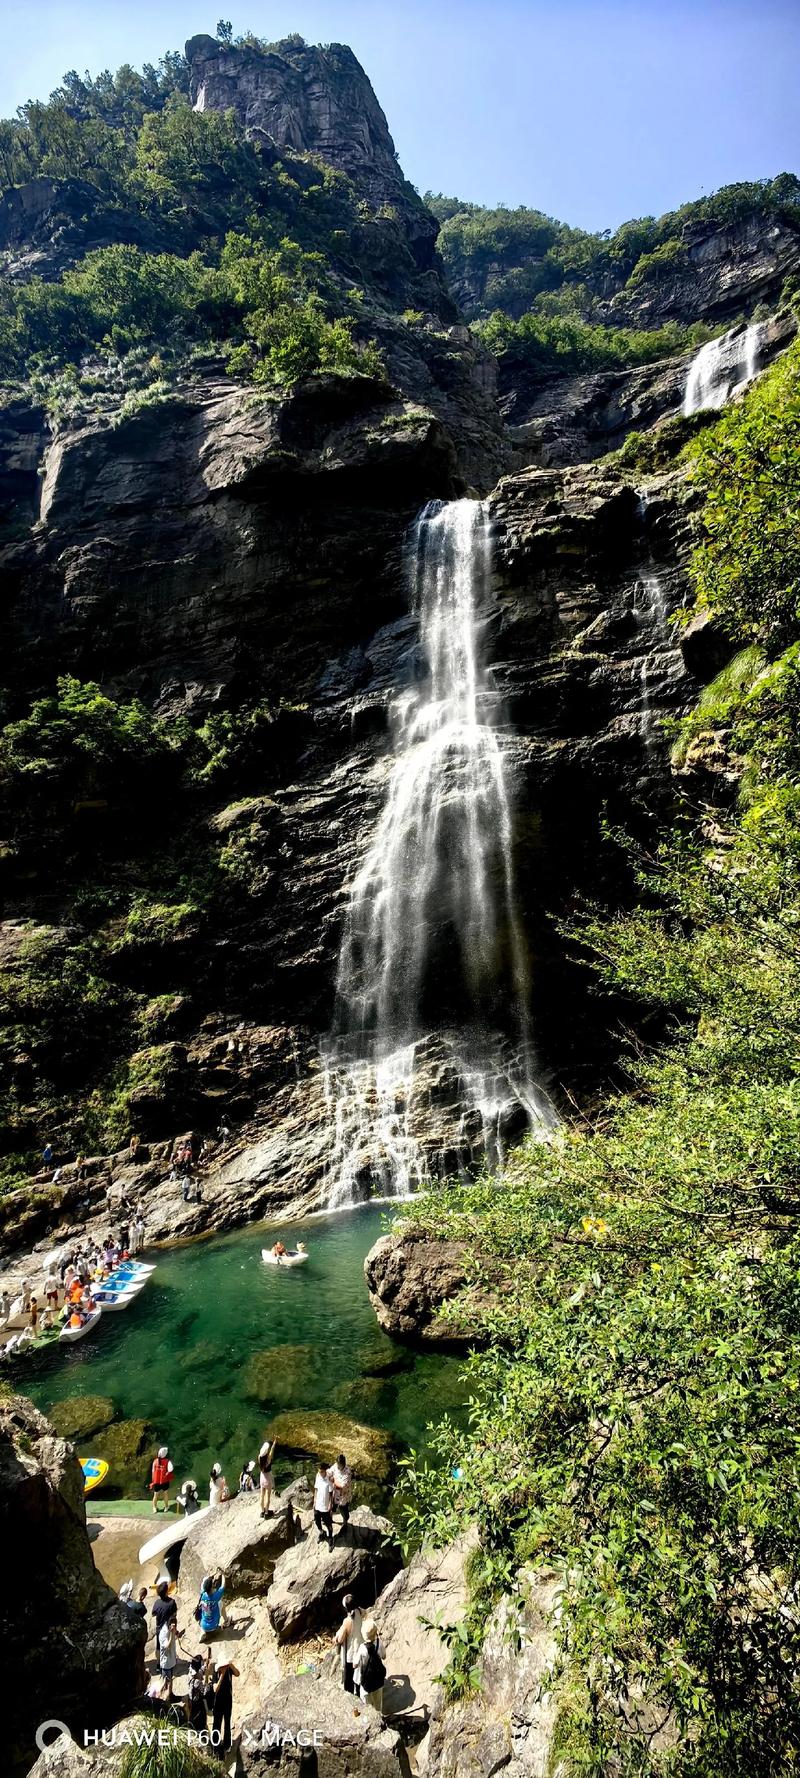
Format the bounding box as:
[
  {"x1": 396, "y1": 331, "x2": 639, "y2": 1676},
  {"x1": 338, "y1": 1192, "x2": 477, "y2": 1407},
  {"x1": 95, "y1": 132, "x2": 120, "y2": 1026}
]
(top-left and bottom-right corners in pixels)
[
  {"x1": 635, "y1": 573, "x2": 671, "y2": 748},
  {"x1": 683, "y1": 322, "x2": 763, "y2": 416}
]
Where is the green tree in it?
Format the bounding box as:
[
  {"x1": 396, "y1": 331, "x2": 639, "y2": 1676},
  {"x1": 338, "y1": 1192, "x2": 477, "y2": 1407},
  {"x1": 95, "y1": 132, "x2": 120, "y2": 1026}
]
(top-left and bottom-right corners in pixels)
[{"x1": 690, "y1": 336, "x2": 800, "y2": 647}]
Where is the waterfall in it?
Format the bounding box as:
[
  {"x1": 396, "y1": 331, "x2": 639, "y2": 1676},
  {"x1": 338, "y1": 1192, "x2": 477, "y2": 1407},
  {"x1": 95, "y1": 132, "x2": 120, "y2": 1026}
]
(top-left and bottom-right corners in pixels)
[
  {"x1": 683, "y1": 322, "x2": 763, "y2": 416},
  {"x1": 323, "y1": 498, "x2": 551, "y2": 1206},
  {"x1": 636, "y1": 573, "x2": 669, "y2": 746}
]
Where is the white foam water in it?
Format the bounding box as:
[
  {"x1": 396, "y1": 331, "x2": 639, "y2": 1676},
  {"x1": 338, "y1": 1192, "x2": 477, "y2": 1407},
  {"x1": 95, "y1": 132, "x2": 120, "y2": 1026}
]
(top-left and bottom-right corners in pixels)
[
  {"x1": 683, "y1": 322, "x2": 763, "y2": 416},
  {"x1": 323, "y1": 498, "x2": 552, "y2": 1205}
]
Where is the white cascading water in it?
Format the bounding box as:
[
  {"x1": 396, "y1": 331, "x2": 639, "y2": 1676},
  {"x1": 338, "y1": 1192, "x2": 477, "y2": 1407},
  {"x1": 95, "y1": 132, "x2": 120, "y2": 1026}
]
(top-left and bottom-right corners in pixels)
[
  {"x1": 323, "y1": 498, "x2": 551, "y2": 1206},
  {"x1": 683, "y1": 321, "x2": 763, "y2": 416},
  {"x1": 636, "y1": 572, "x2": 670, "y2": 748}
]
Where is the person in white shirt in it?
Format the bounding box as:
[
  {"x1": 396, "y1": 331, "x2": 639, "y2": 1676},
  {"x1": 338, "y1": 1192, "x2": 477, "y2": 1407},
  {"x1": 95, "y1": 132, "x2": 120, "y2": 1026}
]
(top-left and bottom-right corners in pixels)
[
  {"x1": 313, "y1": 1461, "x2": 333, "y2": 1546},
  {"x1": 158, "y1": 1616, "x2": 181, "y2": 1700},
  {"x1": 335, "y1": 1593, "x2": 363, "y2": 1693},
  {"x1": 209, "y1": 1463, "x2": 229, "y2": 1508},
  {"x1": 328, "y1": 1453, "x2": 353, "y2": 1538}
]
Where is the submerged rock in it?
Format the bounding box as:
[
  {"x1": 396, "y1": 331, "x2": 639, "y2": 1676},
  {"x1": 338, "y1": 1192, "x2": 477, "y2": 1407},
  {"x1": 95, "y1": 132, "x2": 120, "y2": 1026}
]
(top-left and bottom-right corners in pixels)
[
  {"x1": 331, "y1": 1375, "x2": 390, "y2": 1416},
  {"x1": 359, "y1": 1342, "x2": 416, "y2": 1378},
  {"x1": 266, "y1": 1503, "x2": 401, "y2": 1642},
  {"x1": 1, "y1": 1395, "x2": 145, "y2": 1772},
  {"x1": 265, "y1": 1409, "x2": 398, "y2": 1483},
  {"x1": 47, "y1": 1395, "x2": 117, "y2": 1443},
  {"x1": 244, "y1": 1343, "x2": 319, "y2": 1406},
  {"x1": 100, "y1": 1418, "x2": 156, "y2": 1495},
  {"x1": 240, "y1": 1674, "x2": 411, "y2": 1775}
]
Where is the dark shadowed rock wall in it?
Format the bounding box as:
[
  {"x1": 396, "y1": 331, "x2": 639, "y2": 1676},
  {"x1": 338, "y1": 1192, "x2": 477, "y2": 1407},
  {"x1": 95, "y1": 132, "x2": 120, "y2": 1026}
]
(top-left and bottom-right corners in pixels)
[{"x1": 2, "y1": 1396, "x2": 145, "y2": 1772}]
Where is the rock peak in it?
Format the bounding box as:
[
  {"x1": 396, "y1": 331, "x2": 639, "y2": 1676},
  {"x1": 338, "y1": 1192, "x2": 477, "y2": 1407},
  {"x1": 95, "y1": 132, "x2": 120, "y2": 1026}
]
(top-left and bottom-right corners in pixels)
[{"x1": 185, "y1": 31, "x2": 435, "y2": 258}]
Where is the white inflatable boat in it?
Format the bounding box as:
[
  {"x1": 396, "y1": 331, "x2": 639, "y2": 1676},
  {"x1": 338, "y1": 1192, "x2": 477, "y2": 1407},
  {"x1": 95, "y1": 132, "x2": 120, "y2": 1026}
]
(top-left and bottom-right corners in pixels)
[
  {"x1": 59, "y1": 1309, "x2": 102, "y2": 1343},
  {"x1": 138, "y1": 1504, "x2": 214, "y2": 1566},
  {"x1": 95, "y1": 1284, "x2": 146, "y2": 1312},
  {"x1": 261, "y1": 1247, "x2": 309, "y2": 1268}
]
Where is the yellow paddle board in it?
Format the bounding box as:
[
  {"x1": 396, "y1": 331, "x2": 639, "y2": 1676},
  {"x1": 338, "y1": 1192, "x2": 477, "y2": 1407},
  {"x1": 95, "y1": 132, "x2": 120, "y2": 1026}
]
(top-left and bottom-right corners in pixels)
[{"x1": 81, "y1": 1458, "x2": 109, "y2": 1494}]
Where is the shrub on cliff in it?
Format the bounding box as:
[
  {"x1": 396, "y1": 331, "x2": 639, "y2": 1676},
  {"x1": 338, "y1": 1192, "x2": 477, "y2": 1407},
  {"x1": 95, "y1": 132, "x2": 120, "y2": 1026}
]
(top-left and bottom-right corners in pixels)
[
  {"x1": 625, "y1": 235, "x2": 688, "y2": 288},
  {"x1": 475, "y1": 307, "x2": 708, "y2": 378},
  {"x1": 0, "y1": 68, "x2": 386, "y2": 398},
  {"x1": 405, "y1": 830, "x2": 800, "y2": 1773},
  {"x1": 0, "y1": 676, "x2": 176, "y2": 817},
  {"x1": 689, "y1": 335, "x2": 800, "y2": 648},
  {"x1": 433, "y1": 172, "x2": 800, "y2": 325}
]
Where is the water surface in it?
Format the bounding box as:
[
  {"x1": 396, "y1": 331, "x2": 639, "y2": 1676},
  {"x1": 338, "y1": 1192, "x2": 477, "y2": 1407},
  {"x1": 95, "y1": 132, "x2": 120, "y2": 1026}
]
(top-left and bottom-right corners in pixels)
[{"x1": 24, "y1": 1207, "x2": 465, "y2": 1497}]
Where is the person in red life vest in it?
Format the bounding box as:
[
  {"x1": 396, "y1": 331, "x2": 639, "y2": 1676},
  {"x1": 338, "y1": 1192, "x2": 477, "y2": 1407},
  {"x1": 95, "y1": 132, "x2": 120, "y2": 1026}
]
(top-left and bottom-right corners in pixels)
[{"x1": 150, "y1": 1445, "x2": 174, "y2": 1514}]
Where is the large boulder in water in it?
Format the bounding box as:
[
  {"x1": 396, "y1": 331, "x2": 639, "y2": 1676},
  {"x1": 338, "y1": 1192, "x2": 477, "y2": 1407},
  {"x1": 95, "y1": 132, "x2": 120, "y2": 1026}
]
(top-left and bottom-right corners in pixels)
[
  {"x1": 265, "y1": 1409, "x2": 397, "y2": 1483},
  {"x1": 364, "y1": 1229, "x2": 491, "y2": 1347},
  {"x1": 1, "y1": 1395, "x2": 145, "y2": 1772},
  {"x1": 179, "y1": 1485, "x2": 296, "y2": 1601},
  {"x1": 266, "y1": 1504, "x2": 401, "y2": 1642},
  {"x1": 239, "y1": 1674, "x2": 411, "y2": 1776},
  {"x1": 48, "y1": 1395, "x2": 117, "y2": 1442}
]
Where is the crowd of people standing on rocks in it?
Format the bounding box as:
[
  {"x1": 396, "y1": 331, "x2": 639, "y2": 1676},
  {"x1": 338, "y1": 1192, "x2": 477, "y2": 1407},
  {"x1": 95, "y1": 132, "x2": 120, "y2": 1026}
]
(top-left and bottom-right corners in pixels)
[
  {"x1": 146, "y1": 1439, "x2": 353, "y2": 1540},
  {"x1": 123, "y1": 1438, "x2": 377, "y2": 1750},
  {"x1": 121, "y1": 1576, "x2": 239, "y2": 1753}
]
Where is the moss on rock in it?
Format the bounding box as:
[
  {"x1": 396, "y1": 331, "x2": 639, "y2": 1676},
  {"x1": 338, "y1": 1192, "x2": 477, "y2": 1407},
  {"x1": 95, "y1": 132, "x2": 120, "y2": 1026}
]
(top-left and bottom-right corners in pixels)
[
  {"x1": 102, "y1": 1417, "x2": 156, "y2": 1494},
  {"x1": 264, "y1": 1409, "x2": 397, "y2": 1483},
  {"x1": 47, "y1": 1395, "x2": 117, "y2": 1442},
  {"x1": 244, "y1": 1344, "x2": 319, "y2": 1406}
]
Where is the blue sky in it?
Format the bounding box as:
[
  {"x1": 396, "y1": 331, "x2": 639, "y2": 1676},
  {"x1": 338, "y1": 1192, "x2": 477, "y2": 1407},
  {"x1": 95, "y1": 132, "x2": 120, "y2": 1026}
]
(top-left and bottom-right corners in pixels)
[{"x1": 2, "y1": 1, "x2": 798, "y2": 231}]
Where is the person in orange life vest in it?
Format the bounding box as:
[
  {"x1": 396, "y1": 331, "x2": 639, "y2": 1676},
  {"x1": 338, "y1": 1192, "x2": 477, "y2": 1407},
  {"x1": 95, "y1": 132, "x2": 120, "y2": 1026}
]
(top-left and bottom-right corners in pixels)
[{"x1": 150, "y1": 1446, "x2": 174, "y2": 1514}]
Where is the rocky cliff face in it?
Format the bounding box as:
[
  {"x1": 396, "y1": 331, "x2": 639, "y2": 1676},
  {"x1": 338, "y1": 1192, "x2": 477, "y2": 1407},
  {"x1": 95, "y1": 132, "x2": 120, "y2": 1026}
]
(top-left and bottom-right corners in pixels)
[
  {"x1": 444, "y1": 203, "x2": 800, "y2": 333},
  {"x1": 2, "y1": 34, "x2": 798, "y2": 1258},
  {"x1": 186, "y1": 33, "x2": 436, "y2": 267},
  {"x1": 604, "y1": 209, "x2": 800, "y2": 331},
  {"x1": 2, "y1": 1395, "x2": 145, "y2": 1772},
  {"x1": 0, "y1": 356, "x2": 707, "y2": 1251}
]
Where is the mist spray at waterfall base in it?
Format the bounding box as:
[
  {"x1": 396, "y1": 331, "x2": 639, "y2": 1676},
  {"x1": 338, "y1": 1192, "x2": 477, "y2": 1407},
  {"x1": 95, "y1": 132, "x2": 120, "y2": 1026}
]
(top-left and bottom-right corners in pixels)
[{"x1": 322, "y1": 499, "x2": 554, "y2": 1208}]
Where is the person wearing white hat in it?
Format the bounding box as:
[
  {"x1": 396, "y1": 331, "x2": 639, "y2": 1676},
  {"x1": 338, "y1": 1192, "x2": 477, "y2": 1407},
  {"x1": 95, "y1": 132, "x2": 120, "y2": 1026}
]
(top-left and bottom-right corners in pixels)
[
  {"x1": 354, "y1": 1618, "x2": 386, "y2": 1713},
  {"x1": 238, "y1": 1459, "x2": 256, "y2": 1493},
  {"x1": 209, "y1": 1462, "x2": 230, "y2": 1507},
  {"x1": 258, "y1": 1440, "x2": 276, "y2": 1518},
  {"x1": 177, "y1": 1478, "x2": 200, "y2": 1515},
  {"x1": 149, "y1": 1445, "x2": 174, "y2": 1514}
]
